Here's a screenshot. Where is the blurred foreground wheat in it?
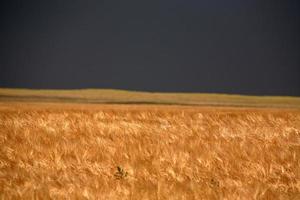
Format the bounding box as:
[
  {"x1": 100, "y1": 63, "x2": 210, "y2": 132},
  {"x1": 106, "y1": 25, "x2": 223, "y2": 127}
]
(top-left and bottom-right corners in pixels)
[{"x1": 0, "y1": 103, "x2": 300, "y2": 199}]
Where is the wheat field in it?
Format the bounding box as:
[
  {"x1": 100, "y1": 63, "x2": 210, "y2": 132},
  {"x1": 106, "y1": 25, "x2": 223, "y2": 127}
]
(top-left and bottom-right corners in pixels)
[{"x1": 0, "y1": 102, "x2": 300, "y2": 199}]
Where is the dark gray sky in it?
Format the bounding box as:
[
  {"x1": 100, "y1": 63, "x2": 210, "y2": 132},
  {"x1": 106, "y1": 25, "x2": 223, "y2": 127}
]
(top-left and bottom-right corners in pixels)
[{"x1": 0, "y1": 0, "x2": 299, "y2": 95}]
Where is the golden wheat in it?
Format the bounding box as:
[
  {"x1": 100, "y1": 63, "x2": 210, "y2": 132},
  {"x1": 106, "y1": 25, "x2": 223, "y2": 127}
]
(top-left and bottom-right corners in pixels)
[{"x1": 0, "y1": 102, "x2": 300, "y2": 199}]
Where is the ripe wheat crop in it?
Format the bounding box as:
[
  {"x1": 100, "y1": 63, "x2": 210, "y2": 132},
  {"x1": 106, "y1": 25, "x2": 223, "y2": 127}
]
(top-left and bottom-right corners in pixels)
[{"x1": 0, "y1": 103, "x2": 300, "y2": 199}]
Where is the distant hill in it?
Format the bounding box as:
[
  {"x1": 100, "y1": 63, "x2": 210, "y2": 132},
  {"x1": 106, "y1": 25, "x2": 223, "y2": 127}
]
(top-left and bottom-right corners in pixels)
[{"x1": 0, "y1": 88, "x2": 299, "y2": 109}]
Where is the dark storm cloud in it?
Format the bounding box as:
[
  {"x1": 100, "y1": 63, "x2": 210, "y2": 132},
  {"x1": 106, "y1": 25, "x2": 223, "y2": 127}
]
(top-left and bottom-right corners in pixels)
[{"x1": 0, "y1": 0, "x2": 299, "y2": 95}]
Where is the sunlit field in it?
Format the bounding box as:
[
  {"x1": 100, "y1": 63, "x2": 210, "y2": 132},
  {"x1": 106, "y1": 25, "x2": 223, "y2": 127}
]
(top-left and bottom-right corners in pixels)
[{"x1": 0, "y1": 102, "x2": 299, "y2": 199}]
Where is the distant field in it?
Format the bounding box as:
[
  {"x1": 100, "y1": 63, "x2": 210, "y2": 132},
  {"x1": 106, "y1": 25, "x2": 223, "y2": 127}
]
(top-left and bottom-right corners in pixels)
[
  {"x1": 0, "y1": 88, "x2": 300, "y2": 108},
  {"x1": 0, "y1": 102, "x2": 300, "y2": 199}
]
